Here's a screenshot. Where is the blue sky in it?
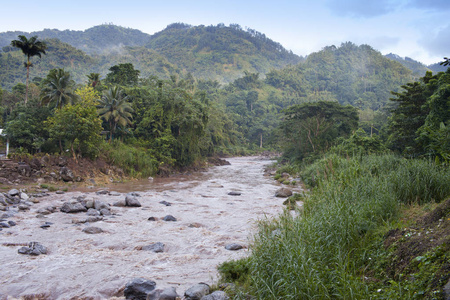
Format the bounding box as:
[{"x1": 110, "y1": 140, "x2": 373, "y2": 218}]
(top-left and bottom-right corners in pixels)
[{"x1": 1, "y1": 0, "x2": 448, "y2": 65}]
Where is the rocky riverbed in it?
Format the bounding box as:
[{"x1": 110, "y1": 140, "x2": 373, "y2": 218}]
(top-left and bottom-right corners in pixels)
[{"x1": 0, "y1": 157, "x2": 302, "y2": 299}]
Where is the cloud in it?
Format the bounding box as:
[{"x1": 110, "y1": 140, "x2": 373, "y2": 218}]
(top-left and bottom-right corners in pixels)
[
  {"x1": 421, "y1": 24, "x2": 450, "y2": 57},
  {"x1": 407, "y1": 0, "x2": 450, "y2": 12},
  {"x1": 326, "y1": 0, "x2": 399, "y2": 18}
]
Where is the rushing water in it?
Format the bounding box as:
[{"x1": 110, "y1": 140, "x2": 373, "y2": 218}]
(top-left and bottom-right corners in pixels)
[{"x1": 0, "y1": 157, "x2": 300, "y2": 299}]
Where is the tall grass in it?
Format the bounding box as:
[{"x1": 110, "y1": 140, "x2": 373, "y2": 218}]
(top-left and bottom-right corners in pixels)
[
  {"x1": 226, "y1": 154, "x2": 450, "y2": 299},
  {"x1": 100, "y1": 141, "x2": 159, "y2": 177}
]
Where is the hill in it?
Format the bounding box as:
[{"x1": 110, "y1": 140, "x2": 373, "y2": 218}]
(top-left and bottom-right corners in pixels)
[
  {"x1": 145, "y1": 23, "x2": 303, "y2": 83},
  {"x1": 0, "y1": 23, "x2": 303, "y2": 87},
  {"x1": 385, "y1": 53, "x2": 430, "y2": 77},
  {"x1": 0, "y1": 24, "x2": 150, "y2": 54}
]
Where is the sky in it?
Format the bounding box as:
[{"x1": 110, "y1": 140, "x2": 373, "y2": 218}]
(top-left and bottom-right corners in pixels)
[{"x1": 0, "y1": 0, "x2": 448, "y2": 65}]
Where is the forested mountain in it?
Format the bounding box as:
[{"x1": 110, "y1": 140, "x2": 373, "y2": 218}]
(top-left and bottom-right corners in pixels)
[
  {"x1": 145, "y1": 23, "x2": 302, "y2": 82},
  {"x1": 0, "y1": 24, "x2": 150, "y2": 54},
  {"x1": 385, "y1": 53, "x2": 430, "y2": 76},
  {"x1": 0, "y1": 23, "x2": 302, "y2": 88},
  {"x1": 265, "y1": 42, "x2": 414, "y2": 110}
]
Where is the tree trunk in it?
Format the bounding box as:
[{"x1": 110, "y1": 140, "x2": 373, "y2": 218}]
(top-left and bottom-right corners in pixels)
[
  {"x1": 260, "y1": 133, "x2": 263, "y2": 148},
  {"x1": 25, "y1": 62, "x2": 30, "y2": 106}
]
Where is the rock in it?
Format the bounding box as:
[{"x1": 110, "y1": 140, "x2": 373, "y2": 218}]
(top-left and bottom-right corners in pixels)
[
  {"x1": 163, "y1": 215, "x2": 177, "y2": 222},
  {"x1": 225, "y1": 243, "x2": 243, "y2": 251},
  {"x1": 60, "y1": 167, "x2": 75, "y2": 182},
  {"x1": 0, "y1": 222, "x2": 10, "y2": 228},
  {"x1": 18, "y1": 163, "x2": 32, "y2": 177},
  {"x1": 94, "y1": 200, "x2": 109, "y2": 211},
  {"x1": 60, "y1": 202, "x2": 88, "y2": 213},
  {"x1": 87, "y1": 208, "x2": 101, "y2": 216},
  {"x1": 227, "y1": 192, "x2": 241, "y2": 196},
  {"x1": 29, "y1": 158, "x2": 42, "y2": 169},
  {"x1": 159, "y1": 201, "x2": 171, "y2": 206},
  {"x1": 96, "y1": 190, "x2": 109, "y2": 195},
  {"x1": 148, "y1": 217, "x2": 158, "y2": 221},
  {"x1": 18, "y1": 204, "x2": 30, "y2": 211},
  {"x1": 55, "y1": 190, "x2": 65, "y2": 194},
  {"x1": 109, "y1": 191, "x2": 121, "y2": 196},
  {"x1": 18, "y1": 242, "x2": 47, "y2": 255},
  {"x1": 86, "y1": 216, "x2": 103, "y2": 223},
  {"x1": 184, "y1": 283, "x2": 210, "y2": 300},
  {"x1": 147, "y1": 287, "x2": 178, "y2": 300},
  {"x1": 443, "y1": 278, "x2": 450, "y2": 300},
  {"x1": 142, "y1": 242, "x2": 165, "y2": 253},
  {"x1": 8, "y1": 220, "x2": 16, "y2": 226},
  {"x1": 100, "y1": 208, "x2": 111, "y2": 216},
  {"x1": 37, "y1": 206, "x2": 56, "y2": 215},
  {"x1": 57, "y1": 156, "x2": 68, "y2": 167},
  {"x1": 20, "y1": 192, "x2": 29, "y2": 200},
  {"x1": 0, "y1": 195, "x2": 7, "y2": 206},
  {"x1": 40, "y1": 224, "x2": 51, "y2": 229},
  {"x1": 8, "y1": 189, "x2": 20, "y2": 197},
  {"x1": 126, "y1": 196, "x2": 141, "y2": 207},
  {"x1": 85, "y1": 200, "x2": 94, "y2": 209},
  {"x1": 201, "y1": 291, "x2": 229, "y2": 300},
  {"x1": 275, "y1": 188, "x2": 293, "y2": 198},
  {"x1": 113, "y1": 199, "x2": 127, "y2": 207},
  {"x1": 124, "y1": 278, "x2": 156, "y2": 300},
  {"x1": 82, "y1": 226, "x2": 103, "y2": 234}
]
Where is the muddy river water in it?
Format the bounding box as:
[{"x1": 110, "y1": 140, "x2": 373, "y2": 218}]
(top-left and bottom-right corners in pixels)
[{"x1": 0, "y1": 157, "x2": 300, "y2": 299}]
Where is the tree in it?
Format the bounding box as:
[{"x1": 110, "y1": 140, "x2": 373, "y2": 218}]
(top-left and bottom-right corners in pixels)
[
  {"x1": 4, "y1": 101, "x2": 52, "y2": 153},
  {"x1": 280, "y1": 101, "x2": 358, "y2": 161},
  {"x1": 97, "y1": 86, "x2": 134, "y2": 141},
  {"x1": 87, "y1": 73, "x2": 101, "y2": 88},
  {"x1": 105, "y1": 63, "x2": 140, "y2": 86},
  {"x1": 45, "y1": 99, "x2": 103, "y2": 160},
  {"x1": 10, "y1": 35, "x2": 47, "y2": 105},
  {"x1": 40, "y1": 68, "x2": 79, "y2": 109}
]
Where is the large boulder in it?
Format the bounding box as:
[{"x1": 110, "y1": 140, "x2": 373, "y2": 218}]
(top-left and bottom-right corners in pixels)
[
  {"x1": 94, "y1": 200, "x2": 109, "y2": 211},
  {"x1": 60, "y1": 167, "x2": 75, "y2": 182},
  {"x1": 125, "y1": 195, "x2": 141, "y2": 207},
  {"x1": 18, "y1": 163, "x2": 32, "y2": 177},
  {"x1": 275, "y1": 188, "x2": 293, "y2": 198},
  {"x1": 184, "y1": 283, "x2": 210, "y2": 300},
  {"x1": 124, "y1": 278, "x2": 156, "y2": 300},
  {"x1": 147, "y1": 287, "x2": 178, "y2": 300},
  {"x1": 60, "y1": 202, "x2": 87, "y2": 213},
  {"x1": 201, "y1": 291, "x2": 229, "y2": 300}
]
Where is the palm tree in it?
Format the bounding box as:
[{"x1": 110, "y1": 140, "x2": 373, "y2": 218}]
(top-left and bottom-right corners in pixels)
[
  {"x1": 87, "y1": 73, "x2": 101, "y2": 88},
  {"x1": 10, "y1": 35, "x2": 47, "y2": 105},
  {"x1": 97, "y1": 86, "x2": 134, "y2": 141},
  {"x1": 40, "y1": 68, "x2": 79, "y2": 109}
]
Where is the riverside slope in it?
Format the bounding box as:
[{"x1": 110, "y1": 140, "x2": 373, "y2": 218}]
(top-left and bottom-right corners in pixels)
[{"x1": 0, "y1": 157, "x2": 299, "y2": 299}]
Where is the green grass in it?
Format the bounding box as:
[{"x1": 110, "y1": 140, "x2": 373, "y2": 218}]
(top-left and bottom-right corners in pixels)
[{"x1": 219, "y1": 154, "x2": 450, "y2": 299}]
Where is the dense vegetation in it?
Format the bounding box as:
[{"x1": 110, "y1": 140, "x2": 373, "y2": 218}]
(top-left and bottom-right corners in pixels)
[
  {"x1": 0, "y1": 23, "x2": 449, "y2": 299},
  {"x1": 217, "y1": 67, "x2": 450, "y2": 299}
]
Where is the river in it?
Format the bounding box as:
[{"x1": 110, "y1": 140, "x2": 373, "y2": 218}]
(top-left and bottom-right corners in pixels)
[{"x1": 0, "y1": 156, "x2": 299, "y2": 299}]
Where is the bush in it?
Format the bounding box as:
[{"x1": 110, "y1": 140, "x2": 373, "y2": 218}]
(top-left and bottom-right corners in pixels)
[{"x1": 100, "y1": 140, "x2": 158, "y2": 178}]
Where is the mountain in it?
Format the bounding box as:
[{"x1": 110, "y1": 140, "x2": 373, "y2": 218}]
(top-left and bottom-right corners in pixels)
[
  {"x1": 0, "y1": 24, "x2": 151, "y2": 54},
  {"x1": 385, "y1": 53, "x2": 430, "y2": 77},
  {"x1": 428, "y1": 62, "x2": 449, "y2": 73},
  {"x1": 145, "y1": 23, "x2": 303, "y2": 83},
  {"x1": 0, "y1": 23, "x2": 302, "y2": 88},
  {"x1": 264, "y1": 42, "x2": 414, "y2": 110}
]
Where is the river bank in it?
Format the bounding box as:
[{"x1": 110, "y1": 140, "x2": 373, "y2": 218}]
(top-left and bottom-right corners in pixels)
[{"x1": 0, "y1": 156, "x2": 301, "y2": 299}]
